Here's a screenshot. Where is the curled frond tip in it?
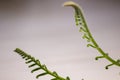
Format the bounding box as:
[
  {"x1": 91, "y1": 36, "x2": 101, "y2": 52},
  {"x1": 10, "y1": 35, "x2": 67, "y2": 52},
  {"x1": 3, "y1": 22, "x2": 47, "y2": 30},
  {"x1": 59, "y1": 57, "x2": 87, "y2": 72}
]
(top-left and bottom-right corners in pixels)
[{"x1": 63, "y1": 1, "x2": 80, "y2": 8}]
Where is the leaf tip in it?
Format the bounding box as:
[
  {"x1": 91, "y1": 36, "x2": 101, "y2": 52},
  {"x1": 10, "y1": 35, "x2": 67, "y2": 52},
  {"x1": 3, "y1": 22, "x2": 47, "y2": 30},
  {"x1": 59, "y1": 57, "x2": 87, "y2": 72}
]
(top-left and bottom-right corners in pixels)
[{"x1": 62, "y1": 1, "x2": 79, "y2": 8}]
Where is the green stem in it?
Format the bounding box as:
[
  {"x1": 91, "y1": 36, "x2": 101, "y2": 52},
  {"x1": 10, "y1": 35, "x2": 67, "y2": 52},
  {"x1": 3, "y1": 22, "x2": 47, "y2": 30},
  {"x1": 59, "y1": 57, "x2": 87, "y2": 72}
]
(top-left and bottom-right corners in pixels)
[
  {"x1": 80, "y1": 8, "x2": 120, "y2": 67},
  {"x1": 14, "y1": 48, "x2": 68, "y2": 80},
  {"x1": 63, "y1": 1, "x2": 120, "y2": 67}
]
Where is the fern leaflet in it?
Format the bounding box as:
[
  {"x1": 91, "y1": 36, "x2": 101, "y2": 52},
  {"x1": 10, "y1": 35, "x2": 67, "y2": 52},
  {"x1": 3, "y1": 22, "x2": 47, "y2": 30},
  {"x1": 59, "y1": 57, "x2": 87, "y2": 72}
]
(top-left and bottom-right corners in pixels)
[
  {"x1": 14, "y1": 48, "x2": 70, "y2": 80},
  {"x1": 63, "y1": 1, "x2": 120, "y2": 69}
]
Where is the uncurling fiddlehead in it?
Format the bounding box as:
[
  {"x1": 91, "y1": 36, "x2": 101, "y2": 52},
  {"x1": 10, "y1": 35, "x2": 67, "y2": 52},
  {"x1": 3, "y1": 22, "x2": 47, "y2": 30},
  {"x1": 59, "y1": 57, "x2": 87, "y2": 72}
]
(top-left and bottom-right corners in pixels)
[
  {"x1": 63, "y1": 1, "x2": 120, "y2": 69},
  {"x1": 14, "y1": 48, "x2": 70, "y2": 80}
]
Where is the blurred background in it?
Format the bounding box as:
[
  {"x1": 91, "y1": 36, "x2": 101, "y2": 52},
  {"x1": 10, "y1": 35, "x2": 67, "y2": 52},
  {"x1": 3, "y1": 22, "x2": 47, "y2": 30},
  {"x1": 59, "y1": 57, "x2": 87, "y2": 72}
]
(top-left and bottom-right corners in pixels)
[{"x1": 0, "y1": 0, "x2": 120, "y2": 80}]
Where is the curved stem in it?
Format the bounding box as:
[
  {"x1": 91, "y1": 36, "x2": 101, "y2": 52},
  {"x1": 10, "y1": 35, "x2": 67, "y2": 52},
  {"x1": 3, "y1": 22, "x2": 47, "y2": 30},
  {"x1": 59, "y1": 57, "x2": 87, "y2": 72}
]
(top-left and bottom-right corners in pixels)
[{"x1": 63, "y1": 1, "x2": 120, "y2": 67}]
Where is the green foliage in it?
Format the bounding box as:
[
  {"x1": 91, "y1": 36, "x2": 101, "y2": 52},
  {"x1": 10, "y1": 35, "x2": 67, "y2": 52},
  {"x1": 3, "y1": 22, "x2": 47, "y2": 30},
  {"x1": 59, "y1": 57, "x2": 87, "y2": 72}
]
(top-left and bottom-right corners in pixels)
[
  {"x1": 14, "y1": 1, "x2": 119, "y2": 80},
  {"x1": 63, "y1": 1, "x2": 120, "y2": 69},
  {"x1": 14, "y1": 48, "x2": 70, "y2": 80}
]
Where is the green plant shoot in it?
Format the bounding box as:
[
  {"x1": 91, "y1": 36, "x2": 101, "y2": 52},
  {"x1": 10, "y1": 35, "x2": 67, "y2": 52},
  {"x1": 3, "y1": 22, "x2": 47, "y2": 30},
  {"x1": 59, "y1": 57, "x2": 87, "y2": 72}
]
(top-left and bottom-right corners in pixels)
[
  {"x1": 13, "y1": 1, "x2": 120, "y2": 80},
  {"x1": 63, "y1": 1, "x2": 120, "y2": 69},
  {"x1": 14, "y1": 48, "x2": 70, "y2": 80}
]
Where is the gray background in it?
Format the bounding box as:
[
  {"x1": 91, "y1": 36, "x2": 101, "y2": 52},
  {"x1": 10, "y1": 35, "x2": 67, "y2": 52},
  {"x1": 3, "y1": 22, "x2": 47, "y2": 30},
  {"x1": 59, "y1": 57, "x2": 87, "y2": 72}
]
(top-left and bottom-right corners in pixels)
[{"x1": 0, "y1": 0, "x2": 120, "y2": 80}]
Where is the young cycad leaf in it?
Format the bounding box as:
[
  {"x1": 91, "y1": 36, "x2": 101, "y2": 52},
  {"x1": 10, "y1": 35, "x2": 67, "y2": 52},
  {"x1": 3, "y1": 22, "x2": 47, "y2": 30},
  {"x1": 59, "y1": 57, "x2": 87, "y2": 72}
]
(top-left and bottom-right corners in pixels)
[
  {"x1": 63, "y1": 1, "x2": 120, "y2": 68},
  {"x1": 14, "y1": 48, "x2": 69, "y2": 80}
]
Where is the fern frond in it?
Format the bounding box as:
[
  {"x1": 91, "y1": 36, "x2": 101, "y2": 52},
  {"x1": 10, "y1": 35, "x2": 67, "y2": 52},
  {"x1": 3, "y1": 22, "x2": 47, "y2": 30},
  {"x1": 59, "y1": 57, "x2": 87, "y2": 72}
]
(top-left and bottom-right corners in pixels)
[
  {"x1": 14, "y1": 48, "x2": 70, "y2": 80},
  {"x1": 63, "y1": 1, "x2": 120, "y2": 69}
]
